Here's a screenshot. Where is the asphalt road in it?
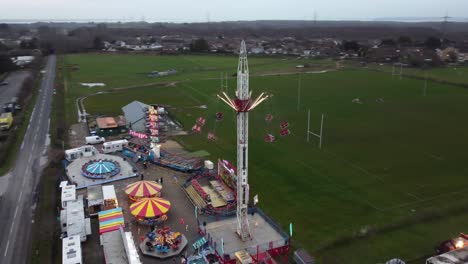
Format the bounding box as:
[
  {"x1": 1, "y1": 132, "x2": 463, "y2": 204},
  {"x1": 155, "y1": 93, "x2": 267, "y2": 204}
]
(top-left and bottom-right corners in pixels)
[
  {"x1": 0, "y1": 55, "x2": 56, "y2": 264},
  {"x1": 0, "y1": 71, "x2": 32, "y2": 114}
]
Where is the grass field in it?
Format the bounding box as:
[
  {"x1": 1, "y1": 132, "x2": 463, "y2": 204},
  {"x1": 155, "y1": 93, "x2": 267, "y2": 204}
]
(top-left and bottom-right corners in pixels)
[
  {"x1": 64, "y1": 53, "x2": 331, "y2": 122},
  {"x1": 365, "y1": 63, "x2": 468, "y2": 87},
  {"x1": 63, "y1": 54, "x2": 468, "y2": 263}
]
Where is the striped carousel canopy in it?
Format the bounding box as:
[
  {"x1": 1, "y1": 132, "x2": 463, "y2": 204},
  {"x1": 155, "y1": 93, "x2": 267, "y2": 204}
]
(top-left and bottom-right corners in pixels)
[
  {"x1": 86, "y1": 160, "x2": 116, "y2": 174},
  {"x1": 124, "y1": 180, "x2": 162, "y2": 198},
  {"x1": 129, "y1": 197, "x2": 171, "y2": 218}
]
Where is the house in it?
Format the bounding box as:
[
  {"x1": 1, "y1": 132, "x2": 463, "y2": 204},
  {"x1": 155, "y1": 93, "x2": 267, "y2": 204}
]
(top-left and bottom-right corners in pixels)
[
  {"x1": 366, "y1": 47, "x2": 399, "y2": 62},
  {"x1": 438, "y1": 47, "x2": 459, "y2": 62},
  {"x1": 250, "y1": 47, "x2": 265, "y2": 54},
  {"x1": 94, "y1": 116, "x2": 127, "y2": 137},
  {"x1": 121, "y1": 101, "x2": 149, "y2": 133}
]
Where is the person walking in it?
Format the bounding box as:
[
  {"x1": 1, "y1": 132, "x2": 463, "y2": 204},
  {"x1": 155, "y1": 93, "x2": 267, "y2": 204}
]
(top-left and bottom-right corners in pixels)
[
  {"x1": 160, "y1": 177, "x2": 163, "y2": 185},
  {"x1": 141, "y1": 173, "x2": 144, "y2": 180}
]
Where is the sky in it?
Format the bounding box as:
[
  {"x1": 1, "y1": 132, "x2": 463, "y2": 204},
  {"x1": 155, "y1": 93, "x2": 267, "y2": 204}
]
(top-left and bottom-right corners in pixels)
[{"x1": 1, "y1": 0, "x2": 467, "y2": 22}]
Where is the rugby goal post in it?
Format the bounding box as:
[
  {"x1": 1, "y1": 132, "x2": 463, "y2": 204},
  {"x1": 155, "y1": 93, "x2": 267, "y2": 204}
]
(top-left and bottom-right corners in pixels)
[{"x1": 306, "y1": 109, "x2": 324, "y2": 149}]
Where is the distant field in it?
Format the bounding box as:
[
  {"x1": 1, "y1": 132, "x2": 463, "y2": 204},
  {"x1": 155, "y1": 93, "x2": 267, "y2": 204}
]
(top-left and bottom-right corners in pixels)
[
  {"x1": 63, "y1": 53, "x2": 331, "y2": 122},
  {"x1": 64, "y1": 54, "x2": 468, "y2": 263},
  {"x1": 366, "y1": 63, "x2": 468, "y2": 86}
]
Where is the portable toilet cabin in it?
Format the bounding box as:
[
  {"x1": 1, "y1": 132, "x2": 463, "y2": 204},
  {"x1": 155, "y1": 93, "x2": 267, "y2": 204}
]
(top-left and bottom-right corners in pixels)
[{"x1": 102, "y1": 139, "x2": 129, "y2": 153}]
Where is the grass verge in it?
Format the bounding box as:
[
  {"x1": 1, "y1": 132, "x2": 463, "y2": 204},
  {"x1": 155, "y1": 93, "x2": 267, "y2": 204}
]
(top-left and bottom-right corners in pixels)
[{"x1": 28, "y1": 159, "x2": 62, "y2": 264}]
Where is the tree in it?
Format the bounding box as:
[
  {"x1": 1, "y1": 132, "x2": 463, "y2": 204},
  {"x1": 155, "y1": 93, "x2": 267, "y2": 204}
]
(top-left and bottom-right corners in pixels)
[
  {"x1": 0, "y1": 24, "x2": 10, "y2": 32},
  {"x1": 425, "y1": 37, "x2": 442, "y2": 49},
  {"x1": 189, "y1": 38, "x2": 209, "y2": 52},
  {"x1": 408, "y1": 56, "x2": 424, "y2": 67},
  {"x1": 0, "y1": 54, "x2": 16, "y2": 74},
  {"x1": 19, "y1": 38, "x2": 39, "y2": 49},
  {"x1": 398, "y1": 36, "x2": 412, "y2": 45},
  {"x1": 342, "y1": 40, "x2": 360, "y2": 52},
  {"x1": 381, "y1": 38, "x2": 396, "y2": 46},
  {"x1": 93, "y1": 36, "x2": 104, "y2": 50},
  {"x1": 0, "y1": 42, "x2": 9, "y2": 52},
  {"x1": 447, "y1": 50, "x2": 458, "y2": 62}
]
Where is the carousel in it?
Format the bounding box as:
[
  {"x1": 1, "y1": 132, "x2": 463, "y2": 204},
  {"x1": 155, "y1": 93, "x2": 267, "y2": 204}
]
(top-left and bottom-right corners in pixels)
[
  {"x1": 81, "y1": 159, "x2": 121, "y2": 179},
  {"x1": 140, "y1": 226, "x2": 188, "y2": 259},
  {"x1": 125, "y1": 180, "x2": 162, "y2": 202},
  {"x1": 130, "y1": 197, "x2": 171, "y2": 226}
]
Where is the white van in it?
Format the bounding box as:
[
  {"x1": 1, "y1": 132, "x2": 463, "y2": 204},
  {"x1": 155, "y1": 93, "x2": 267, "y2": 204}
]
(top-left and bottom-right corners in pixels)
[
  {"x1": 85, "y1": 136, "x2": 105, "y2": 145},
  {"x1": 102, "y1": 140, "x2": 128, "y2": 153}
]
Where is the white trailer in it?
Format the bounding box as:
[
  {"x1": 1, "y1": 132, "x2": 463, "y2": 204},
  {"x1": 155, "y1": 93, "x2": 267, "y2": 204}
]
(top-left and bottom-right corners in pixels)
[
  {"x1": 65, "y1": 146, "x2": 97, "y2": 161},
  {"x1": 102, "y1": 139, "x2": 129, "y2": 153},
  {"x1": 62, "y1": 235, "x2": 82, "y2": 264},
  {"x1": 61, "y1": 184, "x2": 76, "y2": 209}
]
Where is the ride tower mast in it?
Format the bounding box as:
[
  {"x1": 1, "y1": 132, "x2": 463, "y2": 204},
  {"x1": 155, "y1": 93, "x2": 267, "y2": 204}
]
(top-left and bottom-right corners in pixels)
[{"x1": 217, "y1": 40, "x2": 270, "y2": 241}]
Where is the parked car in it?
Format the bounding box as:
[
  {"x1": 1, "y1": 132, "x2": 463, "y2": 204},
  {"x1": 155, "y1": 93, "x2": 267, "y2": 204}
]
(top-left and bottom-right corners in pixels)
[{"x1": 0, "y1": 81, "x2": 8, "y2": 86}]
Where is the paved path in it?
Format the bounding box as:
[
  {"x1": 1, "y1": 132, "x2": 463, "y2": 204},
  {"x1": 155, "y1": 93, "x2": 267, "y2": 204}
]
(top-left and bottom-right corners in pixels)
[{"x1": 0, "y1": 55, "x2": 56, "y2": 264}]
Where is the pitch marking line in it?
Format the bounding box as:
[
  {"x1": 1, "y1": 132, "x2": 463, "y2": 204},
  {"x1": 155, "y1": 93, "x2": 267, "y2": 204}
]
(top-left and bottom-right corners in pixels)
[{"x1": 4, "y1": 240, "x2": 9, "y2": 256}]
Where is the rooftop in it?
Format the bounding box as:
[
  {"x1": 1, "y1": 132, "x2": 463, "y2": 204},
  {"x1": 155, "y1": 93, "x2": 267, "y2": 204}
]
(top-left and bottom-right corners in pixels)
[
  {"x1": 61, "y1": 185, "x2": 76, "y2": 203},
  {"x1": 97, "y1": 117, "x2": 118, "y2": 129},
  {"x1": 65, "y1": 195, "x2": 88, "y2": 240},
  {"x1": 101, "y1": 230, "x2": 127, "y2": 264},
  {"x1": 62, "y1": 235, "x2": 82, "y2": 264}
]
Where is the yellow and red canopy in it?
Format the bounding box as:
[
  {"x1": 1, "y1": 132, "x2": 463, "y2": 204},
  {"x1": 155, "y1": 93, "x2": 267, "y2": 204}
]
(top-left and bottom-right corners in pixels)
[
  {"x1": 130, "y1": 197, "x2": 171, "y2": 218},
  {"x1": 125, "y1": 180, "x2": 162, "y2": 198}
]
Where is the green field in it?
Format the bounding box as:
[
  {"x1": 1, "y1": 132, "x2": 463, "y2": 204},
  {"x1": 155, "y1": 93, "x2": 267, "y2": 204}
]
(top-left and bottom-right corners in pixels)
[
  {"x1": 63, "y1": 53, "x2": 331, "y2": 122},
  {"x1": 365, "y1": 63, "x2": 468, "y2": 87},
  {"x1": 63, "y1": 54, "x2": 468, "y2": 263}
]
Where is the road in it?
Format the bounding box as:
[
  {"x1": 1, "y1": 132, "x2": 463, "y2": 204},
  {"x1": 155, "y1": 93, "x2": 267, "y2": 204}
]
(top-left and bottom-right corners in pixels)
[
  {"x1": 0, "y1": 71, "x2": 32, "y2": 113},
  {"x1": 0, "y1": 55, "x2": 56, "y2": 264}
]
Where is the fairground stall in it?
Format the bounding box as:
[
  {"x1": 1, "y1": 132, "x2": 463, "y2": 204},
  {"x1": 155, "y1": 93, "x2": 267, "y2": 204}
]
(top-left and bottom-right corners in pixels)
[
  {"x1": 98, "y1": 207, "x2": 125, "y2": 235},
  {"x1": 183, "y1": 159, "x2": 237, "y2": 216},
  {"x1": 86, "y1": 185, "x2": 103, "y2": 216},
  {"x1": 102, "y1": 185, "x2": 119, "y2": 210},
  {"x1": 125, "y1": 180, "x2": 162, "y2": 202},
  {"x1": 129, "y1": 197, "x2": 171, "y2": 226}
]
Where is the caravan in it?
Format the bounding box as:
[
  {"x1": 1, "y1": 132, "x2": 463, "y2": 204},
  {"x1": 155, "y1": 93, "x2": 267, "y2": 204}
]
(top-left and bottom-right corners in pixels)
[
  {"x1": 65, "y1": 146, "x2": 97, "y2": 161},
  {"x1": 102, "y1": 139, "x2": 129, "y2": 153}
]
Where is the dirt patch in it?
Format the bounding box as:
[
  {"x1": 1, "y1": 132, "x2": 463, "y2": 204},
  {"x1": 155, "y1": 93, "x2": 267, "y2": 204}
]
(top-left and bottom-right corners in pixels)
[
  {"x1": 68, "y1": 123, "x2": 89, "y2": 148},
  {"x1": 161, "y1": 140, "x2": 189, "y2": 155}
]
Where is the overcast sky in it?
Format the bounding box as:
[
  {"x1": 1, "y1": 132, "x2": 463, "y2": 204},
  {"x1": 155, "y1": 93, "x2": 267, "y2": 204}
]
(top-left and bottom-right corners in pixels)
[{"x1": 1, "y1": 0, "x2": 467, "y2": 22}]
